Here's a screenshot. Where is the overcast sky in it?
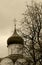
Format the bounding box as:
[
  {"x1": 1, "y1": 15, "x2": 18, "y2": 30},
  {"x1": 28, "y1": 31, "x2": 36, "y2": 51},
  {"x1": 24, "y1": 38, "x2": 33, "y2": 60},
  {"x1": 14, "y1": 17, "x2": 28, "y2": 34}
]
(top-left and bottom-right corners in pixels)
[{"x1": 0, "y1": 0, "x2": 42, "y2": 58}]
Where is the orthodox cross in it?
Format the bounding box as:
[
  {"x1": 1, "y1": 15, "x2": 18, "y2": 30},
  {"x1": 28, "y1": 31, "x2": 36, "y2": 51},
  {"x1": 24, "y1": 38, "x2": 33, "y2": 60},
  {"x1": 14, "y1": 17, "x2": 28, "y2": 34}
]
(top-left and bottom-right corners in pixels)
[{"x1": 13, "y1": 18, "x2": 17, "y2": 34}]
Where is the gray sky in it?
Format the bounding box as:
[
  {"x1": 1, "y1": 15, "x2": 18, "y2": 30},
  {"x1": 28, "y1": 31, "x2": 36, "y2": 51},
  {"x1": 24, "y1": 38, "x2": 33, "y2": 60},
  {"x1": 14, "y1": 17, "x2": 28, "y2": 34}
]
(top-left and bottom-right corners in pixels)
[{"x1": 0, "y1": 0, "x2": 42, "y2": 57}]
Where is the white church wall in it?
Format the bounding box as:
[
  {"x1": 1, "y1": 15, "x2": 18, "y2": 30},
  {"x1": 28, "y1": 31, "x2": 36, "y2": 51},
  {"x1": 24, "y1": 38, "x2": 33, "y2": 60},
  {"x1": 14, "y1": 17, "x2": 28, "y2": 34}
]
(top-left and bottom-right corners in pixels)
[
  {"x1": 8, "y1": 44, "x2": 23, "y2": 55},
  {"x1": 1, "y1": 58, "x2": 13, "y2": 65},
  {"x1": 15, "y1": 58, "x2": 28, "y2": 65}
]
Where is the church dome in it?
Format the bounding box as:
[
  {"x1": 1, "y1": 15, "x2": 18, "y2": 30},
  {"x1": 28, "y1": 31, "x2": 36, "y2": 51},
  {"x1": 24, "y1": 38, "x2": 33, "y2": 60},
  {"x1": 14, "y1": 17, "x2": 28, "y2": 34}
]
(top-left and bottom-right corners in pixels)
[{"x1": 7, "y1": 27, "x2": 24, "y2": 46}]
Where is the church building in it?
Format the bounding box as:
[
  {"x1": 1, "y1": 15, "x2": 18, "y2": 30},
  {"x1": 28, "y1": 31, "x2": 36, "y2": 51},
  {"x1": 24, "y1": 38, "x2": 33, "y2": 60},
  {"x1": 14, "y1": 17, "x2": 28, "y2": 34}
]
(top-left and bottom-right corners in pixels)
[{"x1": 0, "y1": 20, "x2": 28, "y2": 65}]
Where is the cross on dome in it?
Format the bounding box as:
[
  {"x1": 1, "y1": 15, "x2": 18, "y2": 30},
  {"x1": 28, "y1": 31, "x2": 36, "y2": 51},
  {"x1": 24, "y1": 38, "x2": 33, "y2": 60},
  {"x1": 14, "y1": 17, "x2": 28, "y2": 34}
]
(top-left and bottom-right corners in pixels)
[{"x1": 13, "y1": 18, "x2": 17, "y2": 35}]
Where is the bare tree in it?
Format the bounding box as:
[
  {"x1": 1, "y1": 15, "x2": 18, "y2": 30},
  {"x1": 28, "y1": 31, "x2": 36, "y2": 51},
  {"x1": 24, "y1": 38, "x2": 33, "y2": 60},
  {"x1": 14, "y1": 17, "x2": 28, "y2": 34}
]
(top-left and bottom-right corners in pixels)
[{"x1": 18, "y1": 1, "x2": 42, "y2": 65}]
